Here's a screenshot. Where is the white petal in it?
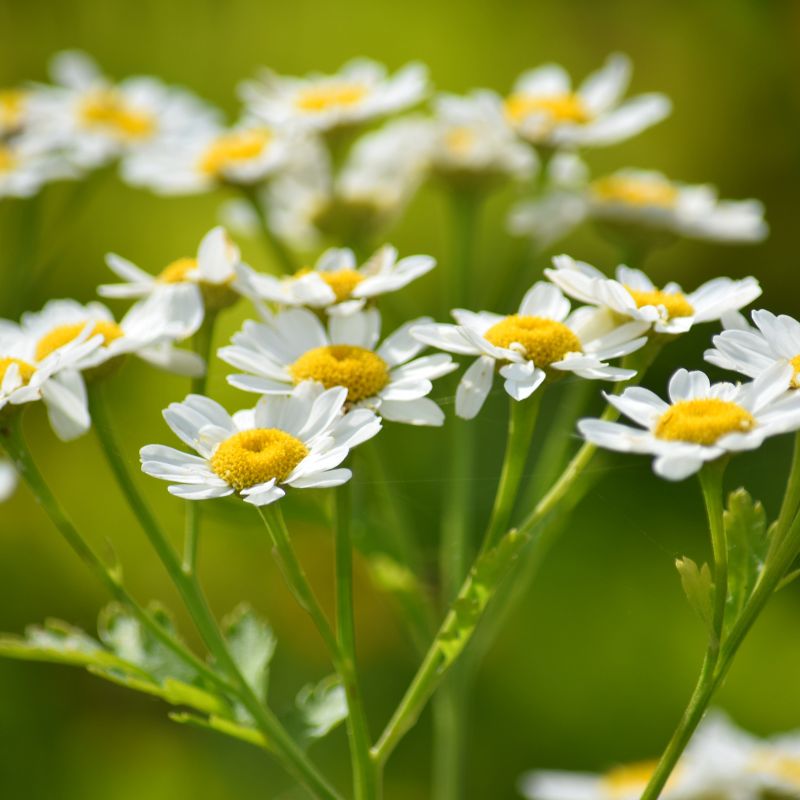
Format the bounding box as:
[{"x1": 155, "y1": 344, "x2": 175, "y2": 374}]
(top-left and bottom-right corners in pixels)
[
  {"x1": 455, "y1": 355, "x2": 494, "y2": 420},
  {"x1": 380, "y1": 397, "x2": 445, "y2": 426}
]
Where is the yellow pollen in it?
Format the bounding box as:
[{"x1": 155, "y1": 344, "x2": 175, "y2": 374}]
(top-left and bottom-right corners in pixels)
[
  {"x1": 592, "y1": 175, "x2": 679, "y2": 208},
  {"x1": 210, "y1": 428, "x2": 309, "y2": 492},
  {"x1": 444, "y1": 127, "x2": 476, "y2": 156},
  {"x1": 0, "y1": 89, "x2": 26, "y2": 128},
  {"x1": 0, "y1": 144, "x2": 16, "y2": 173},
  {"x1": 35, "y1": 321, "x2": 124, "y2": 362},
  {"x1": 625, "y1": 287, "x2": 694, "y2": 319},
  {"x1": 199, "y1": 129, "x2": 272, "y2": 177},
  {"x1": 79, "y1": 90, "x2": 155, "y2": 140},
  {"x1": 790, "y1": 355, "x2": 800, "y2": 389},
  {"x1": 0, "y1": 357, "x2": 36, "y2": 385},
  {"x1": 655, "y1": 399, "x2": 755, "y2": 446},
  {"x1": 601, "y1": 761, "x2": 659, "y2": 797},
  {"x1": 158, "y1": 257, "x2": 198, "y2": 284},
  {"x1": 290, "y1": 345, "x2": 389, "y2": 403},
  {"x1": 504, "y1": 92, "x2": 590, "y2": 126},
  {"x1": 295, "y1": 83, "x2": 368, "y2": 113},
  {"x1": 484, "y1": 315, "x2": 581, "y2": 367},
  {"x1": 315, "y1": 269, "x2": 365, "y2": 302}
]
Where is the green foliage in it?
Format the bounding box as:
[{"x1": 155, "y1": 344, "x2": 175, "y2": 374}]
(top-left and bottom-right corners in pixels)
[
  {"x1": 675, "y1": 557, "x2": 714, "y2": 633},
  {"x1": 223, "y1": 604, "x2": 277, "y2": 704},
  {"x1": 283, "y1": 675, "x2": 348, "y2": 746}
]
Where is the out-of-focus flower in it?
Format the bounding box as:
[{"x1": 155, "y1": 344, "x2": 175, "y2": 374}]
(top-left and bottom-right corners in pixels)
[
  {"x1": 502, "y1": 53, "x2": 670, "y2": 148},
  {"x1": 546, "y1": 256, "x2": 762, "y2": 336},
  {"x1": 0, "y1": 134, "x2": 77, "y2": 198},
  {"x1": 219, "y1": 307, "x2": 456, "y2": 426},
  {"x1": 241, "y1": 245, "x2": 435, "y2": 316},
  {"x1": 0, "y1": 87, "x2": 32, "y2": 138},
  {"x1": 240, "y1": 59, "x2": 428, "y2": 133},
  {"x1": 140, "y1": 383, "x2": 381, "y2": 505},
  {"x1": 412, "y1": 281, "x2": 647, "y2": 420},
  {"x1": 579, "y1": 366, "x2": 800, "y2": 480},
  {"x1": 0, "y1": 458, "x2": 17, "y2": 502}
]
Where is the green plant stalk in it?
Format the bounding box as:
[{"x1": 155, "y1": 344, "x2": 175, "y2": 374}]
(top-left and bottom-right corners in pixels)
[
  {"x1": 88, "y1": 388, "x2": 341, "y2": 800},
  {"x1": 239, "y1": 186, "x2": 296, "y2": 275},
  {"x1": 774, "y1": 430, "x2": 800, "y2": 546}
]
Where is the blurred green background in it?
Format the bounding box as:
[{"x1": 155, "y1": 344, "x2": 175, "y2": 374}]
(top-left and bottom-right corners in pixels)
[{"x1": 2, "y1": 0, "x2": 800, "y2": 797}]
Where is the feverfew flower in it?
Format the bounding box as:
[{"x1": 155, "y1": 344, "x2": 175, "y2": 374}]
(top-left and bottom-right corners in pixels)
[
  {"x1": 0, "y1": 135, "x2": 76, "y2": 198},
  {"x1": 99, "y1": 226, "x2": 245, "y2": 319},
  {"x1": 579, "y1": 367, "x2": 800, "y2": 480},
  {"x1": 140, "y1": 383, "x2": 381, "y2": 505},
  {"x1": 241, "y1": 59, "x2": 428, "y2": 133},
  {"x1": 21, "y1": 293, "x2": 204, "y2": 379},
  {"x1": 241, "y1": 245, "x2": 435, "y2": 316},
  {"x1": 0, "y1": 87, "x2": 31, "y2": 137},
  {"x1": 502, "y1": 53, "x2": 670, "y2": 148},
  {"x1": 219, "y1": 308, "x2": 456, "y2": 426},
  {"x1": 546, "y1": 255, "x2": 762, "y2": 336},
  {"x1": 412, "y1": 282, "x2": 648, "y2": 420},
  {"x1": 588, "y1": 168, "x2": 768, "y2": 243}
]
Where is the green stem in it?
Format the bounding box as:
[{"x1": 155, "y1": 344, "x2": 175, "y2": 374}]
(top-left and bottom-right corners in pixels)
[
  {"x1": 774, "y1": 431, "x2": 800, "y2": 551},
  {"x1": 239, "y1": 186, "x2": 296, "y2": 275},
  {"x1": 700, "y1": 461, "x2": 728, "y2": 653},
  {"x1": 88, "y1": 388, "x2": 340, "y2": 800}
]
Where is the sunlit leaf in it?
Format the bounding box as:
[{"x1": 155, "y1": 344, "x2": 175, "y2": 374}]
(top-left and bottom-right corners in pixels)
[
  {"x1": 223, "y1": 604, "x2": 276, "y2": 704},
  {"x1": 675, "y1": 557, "x2": 714, "y2": 633}
]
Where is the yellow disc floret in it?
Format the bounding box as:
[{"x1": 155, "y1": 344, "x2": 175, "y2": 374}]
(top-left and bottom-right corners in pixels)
[
  {"x1": 199, "y1": 129, "x2": 272, "y2": 177},
  {"x1": 601, "y1": 761, "x2": 659, "y2": 798},
  {"x1": 79, "y1": 90, "x2": 155, "y2": 140},
  {"x1": 0, "y1": 89, "x2": 25, "y2": 131},
  {"x1": 484, "y1": 315, "x2": 581, "y2": 367},
  {"x1": 0, "y1": 357, "x2": 36, "y2": 385},
  {"x1": 318, "y1": 269, "x2": 365, "y2": 303},
  {"x1": 625, "y1": 287, "x2": 694, "y2": 319},
  {"x1": 655, "y1": 399, "x2": 755, "y2": 446},
  {"x1": 210, "y1": 428, "x2": 309, "y2": 491},
  {"x1": 158, "y1": 258, "x2": 198, "y2": 284},
  {"x1": 504, "y1": 92, "x2": 590, "y2": 126},
  {"x1": 35, "y1": 321, "x2": 124, "y2": 361},
  {"x1": 789, "y1": 355, "x2": 800, "y2": 389},
  {"x1": 0, "y1": 144, "x2": 16, "y2": 173},
  {"x1": 290, "y1": 345, "x2": 389, "y2": 403},
  {"x1": 592, "y1": 175, "x2": 679, "y2": 208},
  {"x1": 444, "y1": 127, "x2": 476, "y2": 156},
  {"x1": 295, "y1": 83, "x2": 368, "y2": 113}
]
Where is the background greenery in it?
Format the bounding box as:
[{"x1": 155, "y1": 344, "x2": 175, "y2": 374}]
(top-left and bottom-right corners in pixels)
[{"x1": 2, "y1": 0, "x2": 800, "y2": 797}]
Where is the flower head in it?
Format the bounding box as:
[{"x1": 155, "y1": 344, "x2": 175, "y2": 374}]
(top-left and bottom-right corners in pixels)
[
  {"x1": 140, "y1": 383, "x2": 381, "y2": 505},
  {"x1": 579, "y1": 366, "x2": 800, "y2": 480},
  {"x1": 412, "y1": 281, "x2": 648, "y2": 419},
  {"x1": 546, "y1": 255, "x2": 762, "y2": 336},
  {"x1": 0, "y1": 134, "x2": 76, "y2": 198},
  {"x1": 503, "y1": 53, "x2": 670, "y2": 148},
  {"x1": 219, "y1": 307, "x2": 456, "y2": 426}
]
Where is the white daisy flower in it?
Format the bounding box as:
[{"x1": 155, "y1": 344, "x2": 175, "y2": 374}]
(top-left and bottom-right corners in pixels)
[
  {"x1": 588, "y1": 168, "x2": 768, "y2": 243},
  {"x1": 430, "y1": 91, "x2": 536, "y2": 185},
  {"x1": 705, "y1": 310, "x2": 800, "y2": 393},
  {"x1": 502, "y1": 53, "x2": 671, "y2": 148},
  {"x1": 240, "y1": 245, "x2": 435, "y2": 317},
  {"x1": 28, "y1": 50, "x2": 219, "y2": 171},
  {"x1": 99, "y1": 226, "x2": 246, "y2": 320},
  {"x1": 412, "y1": 282, "x2": 648, "y2": 420},
  {"x1": 218, "y1": 307, "x2": 456, "y2": 426},
  {"x1": 579, "y1": 366, "x2": 800, "y2": 480},
  {"x1": 0, "y1": 87, "x2": 32, "y2": 138},
  {"x1": 20, "y1": 292, "x2": 204, "y2": 379},
  {"x1": 0, "y1": 458, "x2": 17, "y2": 502},
  {"x1": 0, "y1": 318, "x2": 101, "y2": 440},
  {"x1": 545, "y1": 255, "x2": 762, "y2": 336},
  {"x1": 121, "y1": 119, "x2": 294, "y2": 195},
  {"x1": 140, "y1": 382, "x2": 381, "y2": 505},
  {"x1": 0, "y1": 134, "x2": 77, "y2": 198},
  {"x1": 240, "y1": 58, "x2": 428, "y2": 133}
]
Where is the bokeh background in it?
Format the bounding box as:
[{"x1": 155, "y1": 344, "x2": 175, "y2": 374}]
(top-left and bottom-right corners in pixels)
[{"x1": 2, "y1": 0, "x2": 800, "y2": 797}]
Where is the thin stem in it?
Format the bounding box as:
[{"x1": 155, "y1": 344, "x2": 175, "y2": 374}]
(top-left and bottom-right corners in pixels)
[
  {"x1": 239, "y1": 186, "x2": 296, "y2": 275},
  {"x1": 774, "y1": 431, "x2": 800, "y2": 551},
  {"x1": 700, "y1": 461, "x2": 728, "y2": 653}
]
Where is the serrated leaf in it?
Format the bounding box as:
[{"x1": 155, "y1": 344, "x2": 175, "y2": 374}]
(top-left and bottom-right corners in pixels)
[
  {"x1": 675, "y1": 557, "x2": 714, "y2": 632},
  {"x1": 283, "y1": 675, "x2": 348, "y2": 745},
  {"x1": 223, "y1": 605, "x2": 276, "y2": 704}
]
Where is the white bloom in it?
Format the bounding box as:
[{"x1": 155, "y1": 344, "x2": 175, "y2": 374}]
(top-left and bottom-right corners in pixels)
[
  {"x1": 579, "y1": 366, "x2": 800, "y2": 480},
  {"x1": 28, "y1": 50, "x2": 219, "y2": 171},
  {"x1": 0, "y1": 459, "x2": 17, "y2": 502},
  {"x1": 99, "y1": 226, "x2": 247, "y2": 321},
  {"x1": 219, "y1": 307, "x2": 456, "y2": 426},
  {"x1": 240, "y1": 59, "x2": 428, "y2": 133},
  {"x1": 20, "y1": 293, "x2": 204, "y2": 379},
  {"x1": 0, "y1": 134, "x2": 76, "y2": 198},
  {"x1": 503, "y1": 53, "x2": 670, "y2": 148},
  {"x1": 588, "y1": 169, "x2": 768, "y2": 243},
  {"x1": 0, "y1": 319, "x2": 101, "y2": 440},
  {"x1": 140, "y1": 383, "x2": 381, "y2": 505},
  {"x1": 412, "y1": 282, "x2": 648, "y2": 420},
  {"x1": 546, "y1": 255, "x2": 762, "y2": 336},
  {"x1": 0, "y1": 87, "x2": 31, "y2": 137},
  {"x1": 241, "y1": 245, "x2": 435, "y2": 316}
]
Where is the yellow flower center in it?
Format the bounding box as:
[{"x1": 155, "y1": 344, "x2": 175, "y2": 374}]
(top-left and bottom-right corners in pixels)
[
  {"x1": 0, "y1": 89, "x2": 26, "y2": 129},
  {"x1": 79, "y1": 90, "x2": 155, "y2": 140},
  {"x1": 655, "y1": 398, "x2": 756, "y2": 446},
  {"x1": 625, "y1": 287, "x2": 694, "y2": 319},
  {"x1": 591, "y1": 175, "x2": 679, "y2": 208},
  {"x1": 295, "y1": 83, "x2": 368, "y2": 113},
  {"x1": 290, "y1": 345, "x2": 389, "y2": 403},
  {"x1": 0, "y1": 357, "x2": 36, "y2": 385},
  {"x1": 294, "y1": 268, "x2": 364, "y2": 303},
  {"x1": 35, "y1": 321, "x2": 124, "y2": 362},
  {"x1": 601, "y1": 761, "x2": 659, "y2": 798},
  {"x1": 210, "y1": 428, "x2": 309, "y2": 491},
  {"x1": 789, "y1": 355, "x2": 800, "y2": 389},
  {"x1": 751, "y1": 752, "x2": 800, "y2": 784},
  {"x1": 0, "y1": 144, "x2": 17, "y2": 173},
  {"x1": 444, "y1": 127, "x2": 476, "y2": 156},
  {"x1": 504, "y1": 92, "x2": 590, "y2": 126},
  {"x1": 483, "y1": 315, "x2": 581, "y2": 367},
  {"x1": 158, "y1": 257, "x2": 198, "y2": 284},
  {"x1": 199, "y1": 129, "x2": 272, "y2": 177}
]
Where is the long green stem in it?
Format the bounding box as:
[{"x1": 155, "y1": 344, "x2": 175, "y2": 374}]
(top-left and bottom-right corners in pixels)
[
  {"x1": 239, "y1": 187, "x2": 296, "y2": 275},
  {"x1": 88, "y1": 388, "x2": 340, "y2": 800}
]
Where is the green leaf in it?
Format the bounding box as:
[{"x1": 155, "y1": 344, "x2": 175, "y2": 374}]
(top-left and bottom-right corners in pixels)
[
  {"x1": 169, "y1": 712, "x2": 268, "y2": 749},
  {"x1": 223, "y1": 605, "x2": 276, "y2": 704},
  {"x1": 675, "y1": 557, "x2": 714, "y2": 632},
  {"x1": 282, "y1": 675, "x2": 348, "y2": 745}
]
